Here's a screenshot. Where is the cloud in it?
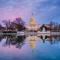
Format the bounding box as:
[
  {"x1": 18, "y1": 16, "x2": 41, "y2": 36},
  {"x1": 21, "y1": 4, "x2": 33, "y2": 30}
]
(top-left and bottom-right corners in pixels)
[
  {"x1": 32, "y1": 0, "x2": 60, "y2": 23},
  {"x1": 0, "y1": 0, "x2": 60, "y2": 23}
]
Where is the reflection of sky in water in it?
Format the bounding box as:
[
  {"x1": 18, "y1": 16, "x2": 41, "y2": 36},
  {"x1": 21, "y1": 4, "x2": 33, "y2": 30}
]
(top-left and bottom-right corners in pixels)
[{"x1": 0, "y1": 36, "x2": 60, "y2": 60}]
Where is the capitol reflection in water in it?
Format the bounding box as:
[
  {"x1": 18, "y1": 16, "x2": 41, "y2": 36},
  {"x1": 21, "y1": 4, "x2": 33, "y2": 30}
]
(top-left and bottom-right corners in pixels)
[
  {"x1": 0, "y1": 35, "x2": 60, "y2": 48},
  {"x1": 0, "y1": 35, "x2": 60, "y2": 60}
]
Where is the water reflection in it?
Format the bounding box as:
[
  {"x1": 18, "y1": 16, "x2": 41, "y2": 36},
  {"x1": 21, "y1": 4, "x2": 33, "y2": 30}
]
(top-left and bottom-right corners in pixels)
[
  {"x1": 38, "y1": 35, "x2": 60, "y2": 45},
  {"x1": 0, "y1": 35, "x2": 60, "y2": 48},
  {"x1": 0, "y1": 35, "x2": 60, "y2": 60},
  {"x1": 0, "y1": 35, "x2": 26, "y2": 49}
]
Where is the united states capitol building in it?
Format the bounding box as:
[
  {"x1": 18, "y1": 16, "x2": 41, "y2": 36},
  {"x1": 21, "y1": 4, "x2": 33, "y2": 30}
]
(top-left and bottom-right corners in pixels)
[{"x1": 25, "y1": 16, "x2": 40, "y2": 32}]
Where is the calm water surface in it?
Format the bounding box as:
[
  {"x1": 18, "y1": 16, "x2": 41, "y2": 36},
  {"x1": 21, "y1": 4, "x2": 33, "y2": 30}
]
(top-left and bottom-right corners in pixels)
[{"x1": 0, "y1": 35, "x2": 60, "y2": 60}]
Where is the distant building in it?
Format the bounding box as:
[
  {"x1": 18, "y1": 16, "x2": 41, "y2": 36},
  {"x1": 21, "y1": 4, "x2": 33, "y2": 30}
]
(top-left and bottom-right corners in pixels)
[{"x1": 25, "y1": 16, "x2": 40, "y2": 32}]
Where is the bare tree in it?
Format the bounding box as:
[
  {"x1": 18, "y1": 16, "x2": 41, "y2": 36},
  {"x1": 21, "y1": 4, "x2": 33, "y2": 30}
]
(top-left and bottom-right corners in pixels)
[{"x1": 13, "y1": 17, "x2": 26, "y2": 31}]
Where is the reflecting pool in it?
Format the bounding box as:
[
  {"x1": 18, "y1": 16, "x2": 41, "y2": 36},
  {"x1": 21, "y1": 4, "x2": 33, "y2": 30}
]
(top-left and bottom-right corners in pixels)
[{"x1": 0, "y1": 35, "x2": 60, "y2": 60}]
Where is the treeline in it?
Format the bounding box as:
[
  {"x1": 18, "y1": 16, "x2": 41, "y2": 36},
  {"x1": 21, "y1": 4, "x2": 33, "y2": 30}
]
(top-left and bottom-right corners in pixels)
[
  {"x1": 0, "y1": 17, "x2": 26, "y2": 32},
  {"x1": 50, "y1": 21, "x2": 60, "y2": 32},
  {"x1": 0, "y1": 18, "x2": 60, "y2": 32}
]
